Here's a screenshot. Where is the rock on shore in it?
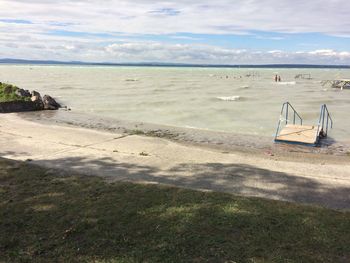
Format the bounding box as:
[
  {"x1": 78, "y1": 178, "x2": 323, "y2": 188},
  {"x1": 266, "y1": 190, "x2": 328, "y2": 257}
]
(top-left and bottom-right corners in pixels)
[
  {"x1": 0, "y1": 84, "x2": 61, "y2": 113},
  {"x1": 43, "y1": 95, "x2": 61, "y2": 110}
]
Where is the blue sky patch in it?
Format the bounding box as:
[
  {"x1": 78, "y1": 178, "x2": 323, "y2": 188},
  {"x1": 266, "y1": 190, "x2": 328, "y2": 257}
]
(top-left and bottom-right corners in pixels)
[
  {"x1": 47, "y1": 30, "x2": 113, "y2": 38},
  {"x1": 148, "y1": 8, "x2": 180, "y2": 16},
  {"x1": 0, "y1": 19, "x2": 32, "y2": 24}
]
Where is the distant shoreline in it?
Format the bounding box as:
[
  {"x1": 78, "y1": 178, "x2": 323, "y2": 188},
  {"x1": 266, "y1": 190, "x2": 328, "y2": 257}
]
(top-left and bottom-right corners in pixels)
[{"x1": 1, "y1": 58, "x2": 350, "y2": 69}]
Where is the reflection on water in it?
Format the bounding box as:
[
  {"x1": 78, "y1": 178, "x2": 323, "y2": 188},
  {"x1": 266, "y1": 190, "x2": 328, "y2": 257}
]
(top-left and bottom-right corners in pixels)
[{"x1": 1, "y1": 65, "x2": 349, "y2": 141}]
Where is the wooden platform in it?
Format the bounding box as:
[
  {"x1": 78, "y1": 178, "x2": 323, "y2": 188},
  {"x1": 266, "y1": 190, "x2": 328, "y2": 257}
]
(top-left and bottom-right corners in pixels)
[{"x1": 275, "y1": 124, "x2": 319, "y2": 145}]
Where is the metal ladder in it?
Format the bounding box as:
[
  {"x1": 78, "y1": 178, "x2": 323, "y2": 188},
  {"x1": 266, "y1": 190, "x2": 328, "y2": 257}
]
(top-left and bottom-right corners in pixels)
[
  {"x1": 316, "y1": 104, "x2": 333, "y2": 141},
  {"x1": 275, "y1": 102, "x2": 303, "y2": 139},
  {"x1": 274, "y1": 102, "x2": 333, "y2": 145}
]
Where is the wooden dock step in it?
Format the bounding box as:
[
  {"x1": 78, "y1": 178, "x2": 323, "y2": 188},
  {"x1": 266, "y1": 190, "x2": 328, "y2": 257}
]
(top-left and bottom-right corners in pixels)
[{"x1": 275, "y1": 124, "x2": 319, "y2": 145}]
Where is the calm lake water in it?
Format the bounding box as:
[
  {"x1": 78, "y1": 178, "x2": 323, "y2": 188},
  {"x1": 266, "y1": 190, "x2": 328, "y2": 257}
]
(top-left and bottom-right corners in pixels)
[{"x1": 1, "y1": 65, "x2": 349, "y2": 141}]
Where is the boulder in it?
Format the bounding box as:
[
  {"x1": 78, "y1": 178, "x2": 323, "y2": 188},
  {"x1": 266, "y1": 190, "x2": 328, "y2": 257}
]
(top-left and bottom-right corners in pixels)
[
  {"x1": 30, "y1": 90, "x2": 44, "y2": 109},
  {"x1": 43, "y1": 95, "x2": 61, "y2": 110},
  {"x1": 31, "y1": 90, "x2": 42, "y2": 102},
  {"x1": 15, "y1": 88, "x2": 31, "y2": 98}
]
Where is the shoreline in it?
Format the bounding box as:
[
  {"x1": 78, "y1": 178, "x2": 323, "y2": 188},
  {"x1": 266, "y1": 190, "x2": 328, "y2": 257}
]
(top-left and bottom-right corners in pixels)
[
  {"x1": 16, "y1": 109, "x2": 350, "y2": 162},
  {"x1": 1, "y1": 112, "x2": 350, "y2": 209}
]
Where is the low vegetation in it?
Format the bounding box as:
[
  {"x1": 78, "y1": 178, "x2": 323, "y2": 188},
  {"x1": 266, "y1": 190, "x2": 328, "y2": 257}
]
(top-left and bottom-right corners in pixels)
[
  {"x1": 0, "y1": 82, "x2": 30, "y2": 102},
  {"x1": 0, "y1": 157, "x2": 349, "y2": 262}
]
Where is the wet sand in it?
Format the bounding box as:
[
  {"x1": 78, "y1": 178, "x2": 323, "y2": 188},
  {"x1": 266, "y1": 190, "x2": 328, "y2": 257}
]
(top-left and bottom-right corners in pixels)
[{"x1": 0, "y1": 112, "x2": 349, "y2": 209}]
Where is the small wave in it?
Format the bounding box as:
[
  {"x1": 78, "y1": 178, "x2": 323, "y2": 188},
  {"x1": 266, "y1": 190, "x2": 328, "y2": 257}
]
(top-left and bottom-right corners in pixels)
[
  {"x1": 217, "y1": 95, "x2": 241, "y2": 101},
  {"x1": 239, "y1": 85, "x2": 250, "y2": 89},
  {"x1": 125, "y1": 78, "x2": 139, "y2": 82},
  {"x1": 153, "y1": 88, "x2": 166, "y2": 92},
  {"x1": 277, "y1": 81, "x2": 296, "y2": 85},
  {"x1": 59, "y1": 86, "x2": 74, "y2": 90},
  {"x1": 137, "y1": 100, "x2": 177, "y2": 106}
]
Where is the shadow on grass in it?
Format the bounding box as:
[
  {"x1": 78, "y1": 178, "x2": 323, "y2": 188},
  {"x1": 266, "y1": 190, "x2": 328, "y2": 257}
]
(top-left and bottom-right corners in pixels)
[
  {"x1": 10, "y1": 152, "x2": 349, "y2": 210},
  {"x1": 0, "y1": 157, "x2": 349, "y2": 262}
]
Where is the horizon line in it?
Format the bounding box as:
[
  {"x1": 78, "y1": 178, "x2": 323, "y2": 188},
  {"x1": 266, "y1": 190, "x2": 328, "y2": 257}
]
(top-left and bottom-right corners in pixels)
[{"x1": 1, "y1": 58, "x2": 350, "y2": 69}]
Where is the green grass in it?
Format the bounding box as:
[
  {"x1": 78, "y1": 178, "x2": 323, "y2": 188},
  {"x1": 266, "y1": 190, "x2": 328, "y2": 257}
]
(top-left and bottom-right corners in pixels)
[
  {"x1": 0, "y1": 158, "x2": 349, "y2": 263},
  {"x1": 0, "y1": 82, "x2": 30, "y2": 102}
]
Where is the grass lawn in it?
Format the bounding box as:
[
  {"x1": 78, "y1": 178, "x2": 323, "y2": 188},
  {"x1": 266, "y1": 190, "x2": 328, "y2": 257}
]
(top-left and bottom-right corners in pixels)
[{"x1": 0, "y1": 157, "x2": 349, "y2": 263}]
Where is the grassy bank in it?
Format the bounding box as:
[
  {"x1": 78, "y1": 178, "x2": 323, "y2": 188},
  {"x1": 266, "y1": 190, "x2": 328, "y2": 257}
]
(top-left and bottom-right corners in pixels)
[
  {"x1": 0, "y1": 158, "x2": 349, "y2": 262},
  {"x1": 0, "y1": 82, "x2": 29, "y2": 102}
]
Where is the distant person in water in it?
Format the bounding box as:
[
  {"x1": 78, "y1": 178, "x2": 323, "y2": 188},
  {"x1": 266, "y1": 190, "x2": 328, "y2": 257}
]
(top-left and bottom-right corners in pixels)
[
  {"x1": 274, "y1": 75, "x2": 278, "y2": 82},
  {"x1": 278, "y1": 76, "x2": 281, "y2": 82}
]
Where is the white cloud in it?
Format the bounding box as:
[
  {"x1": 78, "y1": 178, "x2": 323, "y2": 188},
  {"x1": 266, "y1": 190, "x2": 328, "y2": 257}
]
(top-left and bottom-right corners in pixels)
[
  {"x1": 101, "y1": 44, "x2": 350, "y2": 64},
  {"x1": 309, "y1": 49, "x2": 336, "y2": 56},
  {"x1": 268, "y1": 50, "x2": 283, "y2": 54},
  {"x1": 3, "y1": 39, "x2": 348, "y2": 65},
  {"x1": 103, "y1": 42, "x2": 247, "y2": 63},
  {"x1": 0, "y1": 0, "x2": 350, "y2": 64},
  {"x1": 1, "y1": 0, "x2": 350, "y2": 35},
  {"x1": 307, "y1": 49, "x2": 350, "y2": 60},
  {"x1": 339, "y1": 51, "x2": 350, "y2": 58}
]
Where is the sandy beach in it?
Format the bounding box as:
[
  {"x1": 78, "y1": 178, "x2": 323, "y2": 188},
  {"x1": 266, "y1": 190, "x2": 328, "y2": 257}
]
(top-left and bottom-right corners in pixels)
[{"x1": 1, "y1": 112, "x2": 349, "y2": 210}]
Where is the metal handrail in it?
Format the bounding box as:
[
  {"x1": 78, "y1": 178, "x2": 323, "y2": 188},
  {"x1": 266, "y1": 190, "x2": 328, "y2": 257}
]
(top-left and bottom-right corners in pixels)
[
  {"x1": 275, "y1": 102, "x2": 303, "y2": 139},
  {"x1": 316, "y1": 104, "x2": 333, "y2": 139}
]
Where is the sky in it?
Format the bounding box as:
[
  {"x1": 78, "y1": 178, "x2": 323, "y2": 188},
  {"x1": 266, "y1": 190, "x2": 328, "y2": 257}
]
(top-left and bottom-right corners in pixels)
[{"x1": 1, "y1": 0, "x2": 350, "y2": 65}]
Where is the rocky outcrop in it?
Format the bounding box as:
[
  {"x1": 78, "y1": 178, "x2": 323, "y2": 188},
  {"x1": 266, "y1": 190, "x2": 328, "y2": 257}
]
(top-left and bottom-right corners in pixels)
[
  {"x1": 29, "y1": 90, "x2": 44, "y2": 109},
  {"x1": 43, "y1": 95, "x2": 61, "y2": 110},
  {"x1": 15, "y1": 88, "x2": 31, "y2": 98},
  {"x1": 0, "y1": 101, "x2": 43, "y2": 113},
  {"x1": 0, "y1": 88, "x2": 62, "y2": 113},
  {"x1": 31, "y1": 90, "x2": 42, "y2": 102}
]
